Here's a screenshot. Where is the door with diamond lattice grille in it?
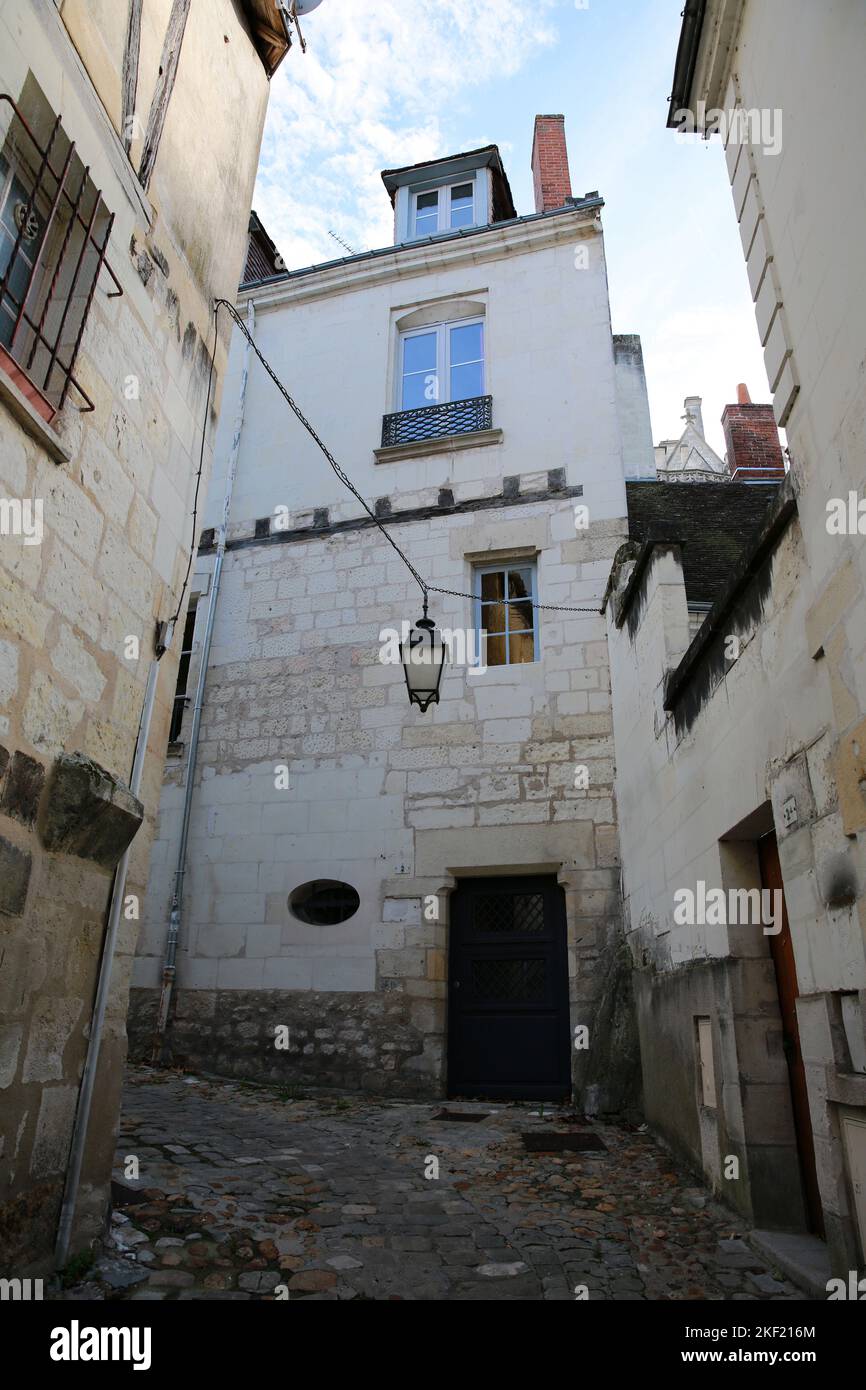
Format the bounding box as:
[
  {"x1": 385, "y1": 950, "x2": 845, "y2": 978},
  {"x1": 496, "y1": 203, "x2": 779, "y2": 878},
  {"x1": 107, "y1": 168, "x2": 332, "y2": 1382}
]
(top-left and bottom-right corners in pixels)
[{"x1": 447, "y1": 876, "x2": 570, "y2": 1099}]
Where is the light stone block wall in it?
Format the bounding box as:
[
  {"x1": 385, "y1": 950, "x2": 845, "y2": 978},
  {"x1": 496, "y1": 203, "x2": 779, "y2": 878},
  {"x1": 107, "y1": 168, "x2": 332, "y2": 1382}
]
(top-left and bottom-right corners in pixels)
[
  {"x1": 132, "y1": 204, "x2": 633, "y2": 1103},
  {"x1": 607, "y1": 511, "x2": 866, "y2": 1268},
  {"x1": 204, "y1": 211, "x2": 626, "y2": 527},
  {"x1": 613, "y1": 335, "x2": 656, "y2": 480},
  {"x1": 673, "y1": 0, "x2": 866, "y2": 1271},
  {"x1": 133, "y1": 501, "x2": 626, "y2": 1097},
  {"x1": 0, "y1": 0, "x2": 269, "y2": 1269},
  {"x1": 713, "y1": 2, "x2": 866, "y2": 735}
]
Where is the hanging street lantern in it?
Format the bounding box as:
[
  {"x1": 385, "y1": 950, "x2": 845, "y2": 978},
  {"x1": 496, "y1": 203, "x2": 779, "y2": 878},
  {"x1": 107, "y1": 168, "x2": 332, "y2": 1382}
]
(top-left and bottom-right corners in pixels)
[{"x1": 400, "y1": 595, "x2": 446, "y2": 712}]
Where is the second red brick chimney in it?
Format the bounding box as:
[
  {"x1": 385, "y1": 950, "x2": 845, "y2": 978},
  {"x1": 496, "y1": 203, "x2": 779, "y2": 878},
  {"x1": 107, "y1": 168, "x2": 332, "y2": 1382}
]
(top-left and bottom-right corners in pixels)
[
  {"x1": 722, "y1": 383, "x2": 787, "y2": 483},
  {"x1": 531, "y1": 114, "x2": 573, "y2": 213}
]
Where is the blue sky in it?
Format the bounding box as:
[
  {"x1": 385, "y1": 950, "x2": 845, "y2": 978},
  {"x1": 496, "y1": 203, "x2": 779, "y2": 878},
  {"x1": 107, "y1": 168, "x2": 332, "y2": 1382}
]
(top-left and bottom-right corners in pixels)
[{"x1": 255, "y1": 0, "x2": 773, "y2": 457}]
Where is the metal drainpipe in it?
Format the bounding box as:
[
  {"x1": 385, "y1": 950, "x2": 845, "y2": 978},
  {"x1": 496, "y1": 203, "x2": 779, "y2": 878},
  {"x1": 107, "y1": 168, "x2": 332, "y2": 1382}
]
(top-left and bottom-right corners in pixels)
[
  {"x1": 55, "y1": 631, "x2": 171, "y2": 1268},
  {"x1": 153, "y1": 298, "x2": 255, "y2": 1057}
]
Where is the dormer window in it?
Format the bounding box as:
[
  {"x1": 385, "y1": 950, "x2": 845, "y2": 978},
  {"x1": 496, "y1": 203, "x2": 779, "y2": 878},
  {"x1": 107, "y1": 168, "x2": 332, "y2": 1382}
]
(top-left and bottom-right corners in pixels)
[
  {"x1": 413, "y1": 181, "x2": 476, "y2": 238},
  {"x1": 382, "y1": 146, "x2": 516, "y2": 247}
]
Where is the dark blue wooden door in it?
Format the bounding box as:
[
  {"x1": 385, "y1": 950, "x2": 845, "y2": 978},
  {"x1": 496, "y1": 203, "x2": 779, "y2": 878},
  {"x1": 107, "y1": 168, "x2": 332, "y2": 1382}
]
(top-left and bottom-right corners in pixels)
[{"x1": 447, "y1": 876, "x2": 571, "y2": 1100}]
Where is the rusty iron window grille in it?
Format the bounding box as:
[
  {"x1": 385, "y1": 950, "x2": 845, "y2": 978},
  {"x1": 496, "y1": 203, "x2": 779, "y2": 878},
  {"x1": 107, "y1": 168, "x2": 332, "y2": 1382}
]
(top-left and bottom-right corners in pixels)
[
  {"x1": 168, "y1": 600, "x2": 198, "y2": 744},
  {"x1": 0, "y1": 93, "x2": 122, "y2": 415},
  {"x1": 381, "y1": 393, "x2": 493, "y2": 447}
]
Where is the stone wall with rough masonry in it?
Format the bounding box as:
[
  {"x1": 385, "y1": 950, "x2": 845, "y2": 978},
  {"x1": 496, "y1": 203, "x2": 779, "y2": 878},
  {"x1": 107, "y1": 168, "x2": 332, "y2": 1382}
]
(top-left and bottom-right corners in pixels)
[
  {"x1": 0, "y1": 0, "x2": 269, "y2": 1269},
  {"x1": 606, "y1": 499, "x2": 866, "y2": 1274},
  {"x1": 130, "y1": 190, "x2": 636, "y2": 1109},
  {"x1": 131, "y1": 488, "x2": 627, "y2": 1100}
]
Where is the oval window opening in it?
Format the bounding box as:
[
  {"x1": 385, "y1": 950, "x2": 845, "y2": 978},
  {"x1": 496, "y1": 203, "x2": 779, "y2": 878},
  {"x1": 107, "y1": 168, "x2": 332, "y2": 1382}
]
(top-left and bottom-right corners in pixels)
[{"x1": 289, "y1": 880, "x2": 360, "y2": 926}]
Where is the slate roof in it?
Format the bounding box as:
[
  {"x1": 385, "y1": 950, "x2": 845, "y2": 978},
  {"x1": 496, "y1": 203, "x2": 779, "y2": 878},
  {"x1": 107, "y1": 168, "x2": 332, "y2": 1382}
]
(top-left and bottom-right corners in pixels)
[
  {"x1": 625, "y1": 480, "x2": 781, "y2": 606},
  {"x1": 242, "y1": 211, "x2": 284, "y2": 287}
]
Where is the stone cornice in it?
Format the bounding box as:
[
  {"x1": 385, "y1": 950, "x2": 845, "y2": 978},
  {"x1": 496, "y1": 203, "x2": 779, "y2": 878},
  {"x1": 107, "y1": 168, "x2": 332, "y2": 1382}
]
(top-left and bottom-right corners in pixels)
[{"x1": 239, "y1": 202, "x2": 604, "y2": 312}]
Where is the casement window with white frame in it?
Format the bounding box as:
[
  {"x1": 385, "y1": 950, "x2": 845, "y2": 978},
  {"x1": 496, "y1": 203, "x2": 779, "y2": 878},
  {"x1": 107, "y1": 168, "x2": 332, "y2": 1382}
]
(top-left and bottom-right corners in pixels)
[
  {"x1": 399, "y1": 317, "x2": 484, "y2": 411},
  {"x1": 474, "y1": 561, "x2": 539, "y2": 667},
  {"x1": 412, "y1": 179, "x2": 477, "y2": 239}
]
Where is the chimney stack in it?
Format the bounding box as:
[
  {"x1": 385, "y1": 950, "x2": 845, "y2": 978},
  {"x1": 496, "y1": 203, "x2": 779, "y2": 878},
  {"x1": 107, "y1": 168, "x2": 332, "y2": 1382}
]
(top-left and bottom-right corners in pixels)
[
  {"x1": 531, "y1": 114, "x2": 572, "y2": 214},
  {"x1": 722, "y1": 383, "x2": 786, "y2": 483}
]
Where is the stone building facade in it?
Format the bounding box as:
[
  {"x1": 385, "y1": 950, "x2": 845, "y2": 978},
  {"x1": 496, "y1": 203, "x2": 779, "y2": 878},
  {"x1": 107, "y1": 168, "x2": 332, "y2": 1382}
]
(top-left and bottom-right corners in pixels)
[
  {"x1": 130, "y1": 117, "x2": 650, "y2": 1111},
  {"x1": 605, "y1": 0, "x2": 866, "y2": 1283},
  {"x1": 0, "y1": 0, "x2": 298, "y2": 1270}
]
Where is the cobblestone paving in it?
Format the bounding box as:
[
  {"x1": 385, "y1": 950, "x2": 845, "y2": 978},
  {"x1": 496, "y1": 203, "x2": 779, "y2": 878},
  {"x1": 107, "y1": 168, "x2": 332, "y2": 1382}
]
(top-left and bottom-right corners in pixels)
[{"x1": 60, "y1": 1068, "x2": 804, "y2": 1302}]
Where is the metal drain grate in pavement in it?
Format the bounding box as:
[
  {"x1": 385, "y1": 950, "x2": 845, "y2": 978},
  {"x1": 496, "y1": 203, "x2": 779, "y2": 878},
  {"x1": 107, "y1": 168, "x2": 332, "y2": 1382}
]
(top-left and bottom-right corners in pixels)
[
  {"x1": 432, "y1": 1110, "x2": 491, "y2": 1123},
  {"x1": 522, "y1": 1131, "x2": 607, "y2": 1153}
]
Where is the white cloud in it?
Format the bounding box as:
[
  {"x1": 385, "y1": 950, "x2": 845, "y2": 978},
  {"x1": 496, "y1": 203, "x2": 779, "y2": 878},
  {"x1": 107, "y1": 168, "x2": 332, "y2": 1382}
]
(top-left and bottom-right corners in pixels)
[
  {"x1": 252, "y1": 1, "x2": 780, "y2": 466},
  {"x1": 255, "y1": 0, "x2": 558, "y2": 269}
]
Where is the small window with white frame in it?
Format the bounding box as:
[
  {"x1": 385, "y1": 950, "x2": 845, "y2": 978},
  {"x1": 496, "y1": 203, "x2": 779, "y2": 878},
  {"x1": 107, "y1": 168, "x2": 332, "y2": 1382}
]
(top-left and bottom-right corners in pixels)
[
  {"x1": 474, "y1": 561, "x2": 538, "y2": 667},
  {"x1": 399, "y1": 316, "x2": 484, "y2": 411},
  {"x1": 412, "y1": 179, "x2": 477, "y2": 238}
]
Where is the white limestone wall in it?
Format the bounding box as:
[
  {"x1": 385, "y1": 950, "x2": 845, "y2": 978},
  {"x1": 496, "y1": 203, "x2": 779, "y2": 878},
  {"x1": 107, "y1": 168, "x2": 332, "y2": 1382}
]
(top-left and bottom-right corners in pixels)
[
  {"x1": 606, "y1": 527, "x2": 865, "y2": 990},
  {"x1": 607, "y1": 510, "x2": 866, "y2": 1260},
  {"x1": 675, "y1": 0, "x2": 866, "y2": 1265},
  {"x1": 0, "y1": 0, "x2": 270, "y2": 1259},
  {"x1": 133, "y1": 207, "x2": 633, "y2": 1095},
  {"x1": 711, "y1": 0, "x2": 866, "y2": 834},
  {"x1": 613, "y1": 336, "x2": 656, "y2": 480},
  {"x1": 134, "y1": 497, "x2": 622, "y2": 1000},
  {"x1": 204, "y1": 210, "x2": 627, "y2": 529}
]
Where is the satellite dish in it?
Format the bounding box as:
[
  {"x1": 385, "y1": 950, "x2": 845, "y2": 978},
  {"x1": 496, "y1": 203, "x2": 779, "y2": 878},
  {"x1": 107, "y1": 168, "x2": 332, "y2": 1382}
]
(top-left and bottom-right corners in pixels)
[{"x1": 293, "y1": 0, "x2": 325, "y2": 13}]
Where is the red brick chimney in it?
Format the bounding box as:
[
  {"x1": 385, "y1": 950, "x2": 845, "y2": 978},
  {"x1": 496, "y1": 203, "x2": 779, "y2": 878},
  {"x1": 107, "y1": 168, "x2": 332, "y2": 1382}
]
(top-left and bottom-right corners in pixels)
[
  {"x1": 531, "y1": 114, "x2": 572, "y2": 213},
  {"x1": 722, "y1": 383, "x2": 786, "y2": 483}
]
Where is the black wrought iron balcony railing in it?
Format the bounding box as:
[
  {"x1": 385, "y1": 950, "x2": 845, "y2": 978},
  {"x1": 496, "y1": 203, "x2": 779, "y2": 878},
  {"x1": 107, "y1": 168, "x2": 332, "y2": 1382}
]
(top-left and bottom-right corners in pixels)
[{"x1": 381, "y1": 394, "x2": 493, "y2": 448}]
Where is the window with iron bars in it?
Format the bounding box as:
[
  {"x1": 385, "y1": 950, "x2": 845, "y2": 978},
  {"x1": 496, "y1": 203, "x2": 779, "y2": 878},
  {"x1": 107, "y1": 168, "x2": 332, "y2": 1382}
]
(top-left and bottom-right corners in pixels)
[
  {"x1": 0, "y1": 80, "x2": 121, "y2": 424},
  {"x1": 168, "y1": 600, "x2": 199, "y2": 746}
]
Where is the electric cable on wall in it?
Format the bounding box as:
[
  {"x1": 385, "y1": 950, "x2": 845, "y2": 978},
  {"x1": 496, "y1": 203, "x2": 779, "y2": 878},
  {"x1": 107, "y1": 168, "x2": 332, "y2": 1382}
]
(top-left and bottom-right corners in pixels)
[{"x1": 182, "y1": 297, "x2": 605, "y2": 619}]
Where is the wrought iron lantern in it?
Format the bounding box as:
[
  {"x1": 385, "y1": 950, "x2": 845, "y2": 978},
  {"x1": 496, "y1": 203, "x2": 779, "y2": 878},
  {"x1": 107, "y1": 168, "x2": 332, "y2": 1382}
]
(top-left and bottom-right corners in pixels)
[{"x1": 400, "y1": 597, "x2": 446, "y2": 712}]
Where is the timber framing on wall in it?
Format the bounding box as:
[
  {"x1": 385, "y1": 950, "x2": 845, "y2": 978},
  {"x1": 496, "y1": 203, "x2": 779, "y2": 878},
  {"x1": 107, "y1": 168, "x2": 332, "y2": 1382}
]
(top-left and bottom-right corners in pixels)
[
  {"x1": 137, "y1": 0, "x2": 193, "y2": 193},
  {"x1": 121, "y1": 0, "x2": 143, "y2": 154}
]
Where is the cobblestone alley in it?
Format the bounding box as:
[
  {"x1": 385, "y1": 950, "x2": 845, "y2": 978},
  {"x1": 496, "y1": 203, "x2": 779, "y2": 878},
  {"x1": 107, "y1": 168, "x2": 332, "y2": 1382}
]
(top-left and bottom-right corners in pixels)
[{"x1": 55, "y1": 1068, "x2": 805, "y2": 1302}]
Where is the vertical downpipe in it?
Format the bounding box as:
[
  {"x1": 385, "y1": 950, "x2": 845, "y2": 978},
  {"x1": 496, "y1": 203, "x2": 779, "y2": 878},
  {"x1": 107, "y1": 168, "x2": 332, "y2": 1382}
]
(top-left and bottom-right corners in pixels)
[
  {"x1": 55, "y1": 636, "x2": 170, "y2": 1267},
  {"x1": 153, "y1": 299, "x2": 256, "y2": 1056}
]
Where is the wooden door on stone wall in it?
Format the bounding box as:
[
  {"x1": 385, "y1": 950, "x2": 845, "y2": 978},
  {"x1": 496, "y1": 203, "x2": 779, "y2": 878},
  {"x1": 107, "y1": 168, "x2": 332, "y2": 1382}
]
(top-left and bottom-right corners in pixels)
[
  {"x1": 447, "y1": 875, "x2": 570, "y2": 1100},
  {"x1": 758, "y1": 831, "x2": 824, "y2": 1235}
]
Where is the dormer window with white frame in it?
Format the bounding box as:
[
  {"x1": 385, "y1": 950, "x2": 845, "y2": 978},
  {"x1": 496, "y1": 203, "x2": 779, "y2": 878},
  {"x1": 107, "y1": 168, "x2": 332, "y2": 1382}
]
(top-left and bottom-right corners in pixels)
[
  {"x1": 382, "y1": 146, "x2": 516, "y2": 248},
  {"x1": 412, "y1": 180, "x2": 476, "y2": 238}
]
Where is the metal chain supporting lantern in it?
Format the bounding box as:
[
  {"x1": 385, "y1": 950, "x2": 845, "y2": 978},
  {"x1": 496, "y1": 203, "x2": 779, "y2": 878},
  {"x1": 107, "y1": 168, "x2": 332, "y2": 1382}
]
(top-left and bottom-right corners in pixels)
[{"x1": 400, "y1": 594, "x2": 446, "y2": 712}]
